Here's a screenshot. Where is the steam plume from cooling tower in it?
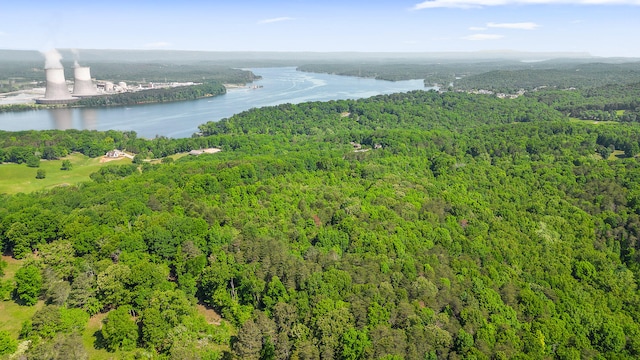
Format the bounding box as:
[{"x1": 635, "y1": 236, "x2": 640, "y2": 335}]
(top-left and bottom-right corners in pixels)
[
  {"x1": 71, "y1": 48, "x2": 80, "y2": 68},
  {"x1": 42, "y1": 48, "x2": 63, "y2": 69},
  {"x1": 36, "y1": 48, "x2": 77, "y2": 104}
]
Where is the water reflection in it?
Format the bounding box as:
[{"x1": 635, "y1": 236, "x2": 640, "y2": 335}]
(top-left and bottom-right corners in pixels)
[
  {"x1": 80, "y1": 108, "x2": 97, "y2": 130},
  {"x1": 49, "y1": 108, "x2": 73, "y2": 130},
  {"x1": 47, "y1": 108, "x2": 100, "y2": 131}
]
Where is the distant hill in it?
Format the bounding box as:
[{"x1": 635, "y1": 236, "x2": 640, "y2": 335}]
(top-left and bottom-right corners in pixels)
[{"x1": 0, "y1": 49, "x2": 604, "y2": 67}]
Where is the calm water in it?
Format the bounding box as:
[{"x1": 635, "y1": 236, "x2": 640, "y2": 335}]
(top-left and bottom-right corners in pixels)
[{"x1": 0, "y1": 67, "x2": 427, "y2": 139}]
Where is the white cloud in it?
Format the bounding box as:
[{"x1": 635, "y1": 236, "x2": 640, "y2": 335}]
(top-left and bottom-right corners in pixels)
[
  {"x1": 144, "y1": 41, "x2": 171, "y2": 49},
  {"x1": 462, "y1": 33, "x2": 505, "y2": 40},
  {"x1": 414, "y1": 0, "x2": 640, "y2": 9},
  {"x1": 258, "y1": 17, "x2": 294, "y2": 24},
  {"x1": 487, "y1": 22, "x2": 540, "y2": 30},
  {"x1": 469, "y1": 26, "x2": 487, "y2": 31}
]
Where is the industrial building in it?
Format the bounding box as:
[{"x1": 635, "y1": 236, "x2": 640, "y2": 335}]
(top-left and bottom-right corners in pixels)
[
  {"x1": 72, "y1": 66, "x2": 98, "y2": 97},
  {"x1": 34, "y1": 49, "x2": 197, "y2": 105},
  {"x1": 36, "y1": 67, "x2": 78, "y2": 104},
  {"x1": 36, "y1": 55, "x2": 99, "y2": 104}
]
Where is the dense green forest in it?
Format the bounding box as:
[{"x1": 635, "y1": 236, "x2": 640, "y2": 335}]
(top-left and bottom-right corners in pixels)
[
  {"x1": 528, "y1": 82, "x2": 640, "y2": 122},
  {"x1": 2, "y1": 88, "x2": 640, "y2": 359},
  {"x1": 455, "y1": 63, "x2": 640, "y2": 93}
]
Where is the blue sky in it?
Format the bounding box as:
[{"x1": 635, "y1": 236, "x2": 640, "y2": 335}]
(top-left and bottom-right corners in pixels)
[{"x1": 1, "y1": 0, "x2": 639, "y2": 57}]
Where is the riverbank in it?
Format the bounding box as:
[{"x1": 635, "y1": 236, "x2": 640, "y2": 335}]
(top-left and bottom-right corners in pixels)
[
  {"x1": 0, "y1": 82, "x2": 228, "y2": 112},
  {"x1": 0, "y1": 67, "x2": 426, "y2": 138}
]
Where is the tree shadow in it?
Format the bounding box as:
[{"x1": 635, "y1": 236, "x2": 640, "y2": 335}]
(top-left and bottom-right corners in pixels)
[{"x1": 93, "y1": 329, "x2": 107, "y2": 350}]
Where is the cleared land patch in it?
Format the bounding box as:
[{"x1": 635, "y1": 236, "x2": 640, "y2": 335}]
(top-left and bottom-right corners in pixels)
[
  {"x1": 0, "y1": 153, "x2": 131, "y2": 195},
  {"x1": 569, "y1": 117, "x2": 618, "y2": 125}
]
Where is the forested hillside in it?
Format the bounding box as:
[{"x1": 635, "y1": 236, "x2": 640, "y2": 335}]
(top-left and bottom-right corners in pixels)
[
  {"x1": 298, "y1": 61, "x2": 640, "y2": 93},
  {"x1": 2, "y1": 90, "x2": 640, "y2": 359},
  {"x1": 454, "y1": 62, "x2": 640, "y2": 93},
  {"x1": 529, "y1": 82, "x2": 640, "y2": 122}
]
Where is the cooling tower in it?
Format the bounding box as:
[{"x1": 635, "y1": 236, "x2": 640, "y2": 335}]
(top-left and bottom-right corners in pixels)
[
  {"x1": 37, "y1": 68, "x2": 77, "y2": 104},
  {"x1": 73, "y1": 66, "x2": 98, "y2": 97}
]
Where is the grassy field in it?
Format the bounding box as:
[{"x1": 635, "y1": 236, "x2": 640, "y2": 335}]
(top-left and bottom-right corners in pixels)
[
  {"x1": 1, "y1": 255, "x2": 23, "y2": 280},
  {"x1": 0, "y1": 256, "x2": 34, "y2": 337},
  {"x1": 609, "y1": 149, "x2": 627, "y2": 160},
  {"x1": 0, "y1": 153, "x2": 132, "y2": 195},
  {"x1": 0, "y1": 150, "x2": 206, "y2": 194},
  {"x1": 81, "y1": 312, "x2": 139, "y2": 360},
  {"x1": 569, "y1": 117, "x2": 619, "y2": 125},
  {"x1": 149, "y1": 152, "x2": 190, "y2": 164},
  {"x1": 0, "y1": 300, "x2": 43, "y2": 338}
]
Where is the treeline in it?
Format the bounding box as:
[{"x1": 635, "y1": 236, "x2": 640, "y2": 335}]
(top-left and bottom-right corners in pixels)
[
  {"x1": 297, "y1": 61, "x2": 530, "y2": 86},
  {"x1": 0, "y1": 128, "x2": 226, "y2": 163},
  {"x1": 455, "y1": 62, "x2": 640, "y2": 93},
  {"x1": 198, "y1": 90, "x2": 565, "y2": 137},
  {"x1": 83, "y1": 62, "x2": 260, "y2": 85},
  {"x1": 298, "y1": 61, "x2": 640, "y2": 94},
  {"x1": 0, "y1": 104, "x2": 43, "y2": 113},
  {"x1": 529, "y1": 82, "x2": 640, "y2": 122},
  {"x1": 3, "y1": 89, "x2": 640, "y2": 358},
  {"x1": 74, "y1": 81, "x2": 226, "y2": 107},
  {"x1": 0, "y1": 82, "x2": 227, "y2": 113},
  {"x1": 298, "y1": 63, "x2": 453, "y2": 83}
]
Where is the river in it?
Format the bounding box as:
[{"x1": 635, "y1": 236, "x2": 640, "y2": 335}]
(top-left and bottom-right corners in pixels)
[{"x1": 0, "y1": 67, "x2": 428, "y2": 139}]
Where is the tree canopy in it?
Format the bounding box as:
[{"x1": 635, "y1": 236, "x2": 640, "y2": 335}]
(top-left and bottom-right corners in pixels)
[{"x1": 2, "y1": 87, "x2": 640, "y2": 358}]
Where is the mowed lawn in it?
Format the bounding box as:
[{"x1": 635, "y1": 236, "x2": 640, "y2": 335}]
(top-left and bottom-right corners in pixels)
[
  {"x1": 0, "y1": 256, "x2": 43, "y2": 342},
  {"x1": 0, "y1": 153, "x2": 132, "y2": 195}
]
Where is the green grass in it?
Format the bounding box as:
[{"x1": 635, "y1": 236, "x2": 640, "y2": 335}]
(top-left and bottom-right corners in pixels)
[
  {"x1": 616, "y1": 110, "x2": 626, "y2": 116},
  {"x1": 0, "y1": 256, "x2": 23, "y2": 281},
  {"x1": 0, "y1": 256, "x2": 34, "y2": 349},
  {"x1": 0, "y1": 153, "x2": 132, "y2": 195},
  {"x1": 0, "y1": 300, "x2": 43, "y2": 338},
  {"x1": 569, "y1": 117, "x2": 618, "y2": 125},
  {"x1": 609, "y1": 150, "x2": 626, "y2": 160},
  {"x1": 149, "y1": 152, "x2": 190, "y2": 165},
  {"x1": 81, "y1": 312, "x2": 137, "y2": 360}
]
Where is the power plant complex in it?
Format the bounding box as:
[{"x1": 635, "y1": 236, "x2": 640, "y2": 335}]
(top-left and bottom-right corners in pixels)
[
  {"x1": 36, "y1": 58, "x2": 98, "y2": 104},
  {"x1": 32, "y1": 49, "x2": 198, "y2": 106}
]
